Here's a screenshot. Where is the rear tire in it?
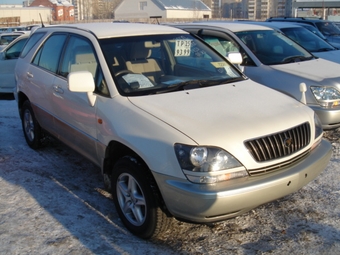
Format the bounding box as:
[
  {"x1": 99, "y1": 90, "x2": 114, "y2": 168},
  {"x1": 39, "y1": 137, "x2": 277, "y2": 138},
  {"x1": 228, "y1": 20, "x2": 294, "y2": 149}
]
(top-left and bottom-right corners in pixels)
[
  {"x1": 111, "y1": 157, "x2": 170, "y2": 239},
  {"x1": 21, "y1": 100, "x2": 43, "y2": 149}
]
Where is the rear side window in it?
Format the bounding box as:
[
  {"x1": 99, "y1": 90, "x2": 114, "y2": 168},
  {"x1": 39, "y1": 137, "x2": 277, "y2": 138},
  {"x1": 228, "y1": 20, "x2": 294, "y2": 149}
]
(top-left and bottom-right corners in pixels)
[
  {"x1": 20, "y1": 32, "x2": 45, "y2": 58},
  {"x1": 33, "y1": 34, "x2": 67, "y2": 73}
]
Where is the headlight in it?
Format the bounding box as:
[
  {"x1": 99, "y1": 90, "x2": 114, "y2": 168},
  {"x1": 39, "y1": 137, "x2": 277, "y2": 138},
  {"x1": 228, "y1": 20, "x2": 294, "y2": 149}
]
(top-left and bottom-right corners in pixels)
[
  {"x1": 311, "y1": 86, "x2": 340, "y2": 108},
  {"x1": 174, "y1": 144, "x2": 248, "y2": 184}
]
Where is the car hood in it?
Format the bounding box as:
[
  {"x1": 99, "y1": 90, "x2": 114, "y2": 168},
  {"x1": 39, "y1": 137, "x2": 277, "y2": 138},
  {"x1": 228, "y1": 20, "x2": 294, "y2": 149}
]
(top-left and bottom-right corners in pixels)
[
  {"x1": 313, "y1": 50, "x2": 340, "y2": 64},
  {"x1": 269, "y1": 58, "x2": 340, "y2": 82},
  {"x1": 128, "y1": 79, "x2": 313, "y2": 151}
]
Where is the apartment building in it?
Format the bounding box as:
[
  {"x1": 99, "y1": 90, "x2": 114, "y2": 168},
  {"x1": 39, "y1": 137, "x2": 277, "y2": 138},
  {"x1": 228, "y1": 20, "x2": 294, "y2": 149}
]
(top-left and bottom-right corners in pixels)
[
  {"x1": 249, "y1": 0, "x2": 293, "y2": 20},
  {"x1": 213, "y1": 0, "x2": 291, "y2": 20}
]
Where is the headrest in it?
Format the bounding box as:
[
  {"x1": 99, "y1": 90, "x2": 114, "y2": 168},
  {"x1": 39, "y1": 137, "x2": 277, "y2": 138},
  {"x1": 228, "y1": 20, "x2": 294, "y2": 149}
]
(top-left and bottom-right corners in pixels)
[
  {"x1": 74, "y1": 45, "x2": 95, "y2": 63},
  {"x1": 130, "y1": 42, "x2": 150, "y2": 60},
  {"x1": 129, "y1": 41, "x2": 160, "y2": 60}
]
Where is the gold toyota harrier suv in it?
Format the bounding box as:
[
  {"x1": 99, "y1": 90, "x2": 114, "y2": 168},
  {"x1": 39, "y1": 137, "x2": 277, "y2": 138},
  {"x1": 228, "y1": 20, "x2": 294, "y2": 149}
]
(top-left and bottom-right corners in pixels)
[{"x1": 14, "y1": 22, "x2": 332, "y2": 239}]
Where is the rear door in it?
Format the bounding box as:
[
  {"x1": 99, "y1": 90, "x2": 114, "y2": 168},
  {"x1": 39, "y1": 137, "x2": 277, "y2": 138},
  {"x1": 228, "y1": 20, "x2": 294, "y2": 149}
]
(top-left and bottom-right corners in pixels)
[{"x1": 24, "y1": 33, "x2": 68, "y2": 136}]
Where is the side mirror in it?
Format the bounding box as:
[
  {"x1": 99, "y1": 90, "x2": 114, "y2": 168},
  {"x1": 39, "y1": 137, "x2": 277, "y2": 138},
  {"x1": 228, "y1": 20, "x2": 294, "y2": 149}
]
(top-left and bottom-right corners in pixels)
[
  {"x1": 68, "y1": 71, "x2": 96, "y2": 106},
  {"x1": 0, "y1": 51, "x2": 5, "y2": 60},
  {"x1": 299, "y1": 82, "x2": 307, "y2": 105},
  {"x1": 226, "y1": 52, "x2": 243, "y2": 65}
]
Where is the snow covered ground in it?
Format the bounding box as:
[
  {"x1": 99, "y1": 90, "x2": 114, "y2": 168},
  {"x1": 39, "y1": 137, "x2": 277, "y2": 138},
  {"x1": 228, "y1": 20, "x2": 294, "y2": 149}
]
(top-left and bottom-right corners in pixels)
[{"x1": 1, "y1": 94, "x2": 340, "y2": 255}]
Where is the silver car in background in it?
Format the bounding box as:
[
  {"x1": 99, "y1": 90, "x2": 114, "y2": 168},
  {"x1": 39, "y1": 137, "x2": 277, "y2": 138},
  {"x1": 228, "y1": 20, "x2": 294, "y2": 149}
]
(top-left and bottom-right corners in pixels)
[{"x1": 172, "y1": 22, "x2": 340, "y2": 130}]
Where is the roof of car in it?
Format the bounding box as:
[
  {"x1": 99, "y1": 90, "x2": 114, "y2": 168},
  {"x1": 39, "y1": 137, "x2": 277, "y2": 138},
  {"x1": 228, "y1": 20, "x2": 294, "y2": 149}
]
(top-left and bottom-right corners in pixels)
[
  {"x1": 248, "y1": 21, "x2": 302, "y2": 29},
  {"x1": 0, "y1": 31, "x2": 28, "y2": 36},
  {"x1": 37, "y1": 22, "x2": 188, "y2": 39},
  {"x1": 177, "y1": 22, "x2": 273, "y2": 32},
  {"x1": 266, "y1": 17, "x2": 326, "y2": 23},
  {"x1": 227, "y1": 21, "x2": 303, "y2": 30}
]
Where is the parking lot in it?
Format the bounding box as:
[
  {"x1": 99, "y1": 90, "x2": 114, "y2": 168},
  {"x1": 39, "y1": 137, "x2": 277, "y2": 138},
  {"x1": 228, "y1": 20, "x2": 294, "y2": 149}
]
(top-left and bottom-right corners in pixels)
[{"x1": 1, "y1": 94, "x2": 340, "y2": 255}]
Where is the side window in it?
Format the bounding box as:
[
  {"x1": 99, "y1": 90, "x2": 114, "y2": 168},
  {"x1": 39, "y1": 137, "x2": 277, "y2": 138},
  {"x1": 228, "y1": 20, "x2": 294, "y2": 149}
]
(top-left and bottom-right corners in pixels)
[
  {"x1": 203, "y1": 35, "x2": 240, "y2": 56},
  {"x1": 200, "y1": 32, "x2": 255, "y2": 66},
  {"x1": 4, "y1": 38, "x2": 28, "y2": 59},
  {"x1": 60, "y1": 36, "x2": 109, "y2": 96},
  {"x1": 20, "y1": 32, "x2": 45, "y2": 58},
  {"x1": 33, "y1": 34, "x2": 67, "y2": 73}
]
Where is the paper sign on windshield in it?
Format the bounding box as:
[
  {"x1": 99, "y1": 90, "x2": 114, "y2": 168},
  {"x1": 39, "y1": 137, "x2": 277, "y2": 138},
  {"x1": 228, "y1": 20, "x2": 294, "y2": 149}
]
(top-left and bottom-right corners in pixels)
[
  {"x1": 211, "y1": 62, "x2": 228, "y2": 68},
  {"x1": 174, "y1": 40, "x2": 191, "y2": 56}
]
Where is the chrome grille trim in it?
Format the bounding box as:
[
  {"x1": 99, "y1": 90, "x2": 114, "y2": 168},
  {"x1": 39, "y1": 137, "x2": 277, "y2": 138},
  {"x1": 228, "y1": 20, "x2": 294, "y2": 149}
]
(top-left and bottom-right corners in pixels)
[
  {"x1": 247, "y1": 149, "x2": 310, "y2": 176},
  {"x1": 244, "y1": 122, "x2": 311, "y2": 163}
]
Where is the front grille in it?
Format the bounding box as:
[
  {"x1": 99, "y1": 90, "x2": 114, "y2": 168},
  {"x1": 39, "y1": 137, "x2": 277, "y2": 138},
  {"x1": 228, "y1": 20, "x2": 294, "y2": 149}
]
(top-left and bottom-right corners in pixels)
[
  {"x1": 247, "y1": 149, "x2": 310, "y2": 176},
  {"x1": 244, "y1": 122, "x2": 311, "y2": 163}
]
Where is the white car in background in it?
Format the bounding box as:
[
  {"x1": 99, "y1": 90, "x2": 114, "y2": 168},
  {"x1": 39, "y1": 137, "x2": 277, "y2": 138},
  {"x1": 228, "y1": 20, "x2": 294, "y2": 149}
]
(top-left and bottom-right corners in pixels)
[
  {"x1": 172, "y1": 22, "x2": 340, "y2": 130},
  {"x1": 0, "y1": 32, "x2": 26, "y2": 50},
  {"x1": 0, "y1": 34, "x2": 29, "y2": 93}
]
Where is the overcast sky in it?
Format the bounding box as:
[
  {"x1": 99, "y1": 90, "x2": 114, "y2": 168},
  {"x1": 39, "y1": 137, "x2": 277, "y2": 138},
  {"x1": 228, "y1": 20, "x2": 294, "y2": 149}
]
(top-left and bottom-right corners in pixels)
[{"x1": 0, "y1": 0, "x2": 23, "y2": 4}]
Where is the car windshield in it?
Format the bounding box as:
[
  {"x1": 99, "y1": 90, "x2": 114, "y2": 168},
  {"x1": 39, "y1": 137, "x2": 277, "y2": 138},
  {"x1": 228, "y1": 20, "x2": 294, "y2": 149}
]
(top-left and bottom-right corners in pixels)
[
  {"x1": 99, "y1": 34, "x2": 243, "y2": 96},
  {"x1": 298, "y1": 24, "x2": 327, "y2": 40},
  {"x1": 281, "y1": 27, "x2": 335, "y2": 52},
  {"x1": 235, "y1": 30, "x2": 313, "y2": 65},
  {"x1": 316, "y1": 22, "x2": 340, "y2": 36}
]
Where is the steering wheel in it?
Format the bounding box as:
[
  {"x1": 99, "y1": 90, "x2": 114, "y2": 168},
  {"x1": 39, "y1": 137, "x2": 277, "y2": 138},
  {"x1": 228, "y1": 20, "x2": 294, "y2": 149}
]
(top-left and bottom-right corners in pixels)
[{"x1": 115, "y1": 69, "x2": 134, "y2": 78}]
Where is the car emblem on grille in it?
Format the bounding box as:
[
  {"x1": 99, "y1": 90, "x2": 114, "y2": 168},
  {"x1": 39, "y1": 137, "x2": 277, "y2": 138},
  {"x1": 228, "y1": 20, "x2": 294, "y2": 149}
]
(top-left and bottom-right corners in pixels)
[{"x1": 284, "y1": 137, "x2": 293, "y2": 148}]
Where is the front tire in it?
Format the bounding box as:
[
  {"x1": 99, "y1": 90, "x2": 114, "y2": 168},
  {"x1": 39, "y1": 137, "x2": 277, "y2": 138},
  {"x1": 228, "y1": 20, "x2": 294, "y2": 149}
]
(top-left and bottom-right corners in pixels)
[
  {"x1": 21, "y1": 100, "x2": 43, "y2": 149},
  {"x1": 111, "y1": 157, "x2": 170, "y2": 239}
]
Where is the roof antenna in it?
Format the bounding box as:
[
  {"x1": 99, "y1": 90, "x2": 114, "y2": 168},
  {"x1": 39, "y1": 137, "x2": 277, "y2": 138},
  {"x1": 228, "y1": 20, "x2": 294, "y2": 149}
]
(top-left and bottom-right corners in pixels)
[{"x1": 39, "y1": 13, "x2": 45, "y2": 27}]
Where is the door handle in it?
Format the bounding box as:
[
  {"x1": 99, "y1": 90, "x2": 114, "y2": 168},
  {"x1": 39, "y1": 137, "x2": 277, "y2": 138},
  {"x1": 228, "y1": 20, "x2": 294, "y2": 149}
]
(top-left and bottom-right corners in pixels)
[
  {"x1": 26, "y1": 72, "x2": 33, "y2": 78},
  {"x1": 53, "y1": 85, "x2": 64, "y2": 94}
]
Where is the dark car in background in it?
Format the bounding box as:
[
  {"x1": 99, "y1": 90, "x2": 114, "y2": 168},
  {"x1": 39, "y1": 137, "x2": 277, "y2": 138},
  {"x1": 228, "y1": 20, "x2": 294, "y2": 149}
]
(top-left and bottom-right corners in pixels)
[
  {"x1": 243, "y1": 21, "x2": 340, "y2": 64},
  {"x1": 266, "y1": 17, "x2": 340, "y2": 46}
]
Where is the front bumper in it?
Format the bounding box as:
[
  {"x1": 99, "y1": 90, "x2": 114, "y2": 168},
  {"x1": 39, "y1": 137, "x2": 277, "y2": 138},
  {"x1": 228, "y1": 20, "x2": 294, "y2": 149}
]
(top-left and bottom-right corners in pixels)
[
  {"x1": 154, "y1": 139, "x2": 332, "y2": 223},
  {"x1": 310, "y1": 105, "x2": 340, "y2": 130}
]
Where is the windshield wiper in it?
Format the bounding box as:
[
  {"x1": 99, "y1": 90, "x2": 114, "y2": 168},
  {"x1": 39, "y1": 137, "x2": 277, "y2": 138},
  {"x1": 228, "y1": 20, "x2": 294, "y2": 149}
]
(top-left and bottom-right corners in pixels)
[
  {"x1": 281, "y1": 55, "x2": 313, "y2": 63},
  {"x1": 315, "y1": 47, "x2": 335, "y2": 52},
  {"x1": 154, "y1": 77, "x2": 243, "y2": 94}
]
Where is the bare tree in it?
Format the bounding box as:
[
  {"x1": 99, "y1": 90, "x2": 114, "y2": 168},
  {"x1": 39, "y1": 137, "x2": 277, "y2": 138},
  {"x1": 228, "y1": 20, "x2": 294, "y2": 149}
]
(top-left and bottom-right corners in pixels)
[
  {"x1": 83, "y1": 0, "x2": 93, "y2": 20},
  {"x1": 92, "y1": 0, "x2": 121, "y2": 19}
]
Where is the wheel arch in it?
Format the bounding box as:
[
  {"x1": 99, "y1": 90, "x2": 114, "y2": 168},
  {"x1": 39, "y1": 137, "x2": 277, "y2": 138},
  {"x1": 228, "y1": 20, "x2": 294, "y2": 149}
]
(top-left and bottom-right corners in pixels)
[
  {"x1": 103, "y1": 141, "x2": 147, "y2": 178},
  {"x1": 16, "y1": 91, "x2": 29, "y2": 119},
  {"x1": 103, "y1": 140, "x2": 171, "y2": 216}
]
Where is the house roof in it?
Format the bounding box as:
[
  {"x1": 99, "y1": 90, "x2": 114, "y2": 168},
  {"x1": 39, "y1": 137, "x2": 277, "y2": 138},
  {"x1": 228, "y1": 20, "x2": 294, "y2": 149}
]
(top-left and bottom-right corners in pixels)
[
  {"x1": 152, "y1": 0, "x2": 210, "y2": 11},
  {"x1": 49, "y1": 0, "x2": 73, "y2": 6}
]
